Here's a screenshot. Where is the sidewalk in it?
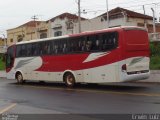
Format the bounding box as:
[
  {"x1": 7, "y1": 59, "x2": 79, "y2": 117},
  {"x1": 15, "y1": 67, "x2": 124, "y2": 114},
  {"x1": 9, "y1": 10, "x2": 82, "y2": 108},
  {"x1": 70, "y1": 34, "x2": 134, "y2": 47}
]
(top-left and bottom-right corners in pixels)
[
  {"x1": 0, "y1": 70, "x2": 160, "y2": 82},
  {"x1": 141, "y1": 70, "x2": 160, "y2": 82},
  {"x1": 0, "y1": 71, "x2": 6, "y2": 78}
]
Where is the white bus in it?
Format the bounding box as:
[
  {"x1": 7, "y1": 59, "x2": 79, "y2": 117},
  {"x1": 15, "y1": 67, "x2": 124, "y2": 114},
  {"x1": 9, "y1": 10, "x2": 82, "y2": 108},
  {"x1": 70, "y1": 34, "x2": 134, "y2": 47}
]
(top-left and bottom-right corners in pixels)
[{"x1": 6, "y1": 26, "x2": 150, "y2": 87}]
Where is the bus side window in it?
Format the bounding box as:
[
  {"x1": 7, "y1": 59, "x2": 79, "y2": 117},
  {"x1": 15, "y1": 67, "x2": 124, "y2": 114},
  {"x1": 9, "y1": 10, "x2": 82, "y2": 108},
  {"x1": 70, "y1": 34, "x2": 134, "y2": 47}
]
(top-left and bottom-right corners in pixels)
[
  {"x1": 91, "y1": 35, "x2": 100, "y2": 51},
  {"x1": 62, "y1": 39, "x2": 68, "y2": 54},
  {"x1": 68, "y1": 37, "x2": 82, "y2": 53},
  {"x1": 113, "y1": 32, "x2": 118, "y2": 48},
  {"x1": 16, "y1": 45, "x2": 21, "y2": 57},
  {"x1": 81, "y1": 39, "x2": 86, "y2": 52},
  {"x1": 70, "y1": 40, "x2": 75, "y2": 52},
  {"x1": 51, "y1": 41, "x2": 55, "y2": 54},
  {"x1": 39, "y1": 42, "x2": 44, "y2": 55},
  {"x1": 36, "y1": 43, "x2": 41, "y2": 56},
  {"x1": 63, "y1": 43, "x2": 67, "y2": 53},
  {"x1": 53, "y1": 41, "x2": 59, "y2": 54},
  {"x1": 42, "y1": 42, "x2": 49, "y2": 55},
  {"x1": 101, "y1": 32, "x2": 118, "y2": 51},
  {"x1": 26, "y1": 44, "x2": 32, "y2": 56},
  {"x1": 77, "y1": 38, "x2": 82, "y2": 51},
  {"x1": 69, "y1": 38, "x2": 76, "y2": 53},
  {"x1": 21, "y1": 45, "x2": 27, "y2": 57},
  {"x1": 31, "y1": 43, "x2": 36, "y2": 56},
  {"x1": 86, "y1": 36, "x2": 92, "y2": 52},
  {"x1": 47, "y1": 41, "x2": 51, "y2": 54},
  {"x1": 58, "y1": 40, "x2": 63, "y2": 54},
  {"x1": 102, "y1": 34, "x2": 107, "y2": 50}
]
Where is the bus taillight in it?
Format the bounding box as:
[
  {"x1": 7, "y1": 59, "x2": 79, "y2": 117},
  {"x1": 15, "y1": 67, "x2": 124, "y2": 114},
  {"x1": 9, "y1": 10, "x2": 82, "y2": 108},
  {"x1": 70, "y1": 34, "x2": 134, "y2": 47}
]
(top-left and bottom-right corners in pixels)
[{"x1": 122, "y1": 64, "x2": 127, "y2": 71}]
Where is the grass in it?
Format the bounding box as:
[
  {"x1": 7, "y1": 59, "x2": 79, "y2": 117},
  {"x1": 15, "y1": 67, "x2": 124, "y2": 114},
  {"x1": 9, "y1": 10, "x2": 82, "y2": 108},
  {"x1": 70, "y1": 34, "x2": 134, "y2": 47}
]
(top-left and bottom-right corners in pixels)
[
  {"x1": 149, "y1": 42, "x2": 160, "y2": 70},
  {"x1": 150, "y1": 55, "x2": 160, "y2": 70},
  {"x1": 0, "y1": 56, "x2": 5, "y2": 70}
]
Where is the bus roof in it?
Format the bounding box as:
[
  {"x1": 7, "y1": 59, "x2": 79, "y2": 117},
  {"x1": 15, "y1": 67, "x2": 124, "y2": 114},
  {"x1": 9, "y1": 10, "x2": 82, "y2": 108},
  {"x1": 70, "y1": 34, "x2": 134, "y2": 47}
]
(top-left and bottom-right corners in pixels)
[
  {"x1": 15, "y1": 26, "x2": 147, "y2": 45},
  {"x1": 16, "y1": 35, "x2": 68, "y2": 45}
]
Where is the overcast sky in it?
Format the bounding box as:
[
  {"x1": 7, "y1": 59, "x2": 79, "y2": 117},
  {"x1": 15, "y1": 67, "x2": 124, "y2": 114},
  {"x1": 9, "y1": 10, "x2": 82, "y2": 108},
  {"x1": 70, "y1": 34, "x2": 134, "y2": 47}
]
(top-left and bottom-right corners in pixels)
[{"x1": 0, "y1": 0, "x2": 160, "y2": 35}]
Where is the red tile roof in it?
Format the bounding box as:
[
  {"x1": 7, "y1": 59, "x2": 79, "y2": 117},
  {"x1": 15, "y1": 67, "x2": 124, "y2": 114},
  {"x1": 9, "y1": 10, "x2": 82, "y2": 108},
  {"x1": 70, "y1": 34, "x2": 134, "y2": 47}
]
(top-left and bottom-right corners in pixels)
[
  {"x1": 50, "y1": 12, "x2": 87, "y2": 22},
  {"x1": 19, "y1": 21, "x2": 43, "y2": 27},
  {"x1": 99, "y1": 7, "x2": 153, "y2": 20}
]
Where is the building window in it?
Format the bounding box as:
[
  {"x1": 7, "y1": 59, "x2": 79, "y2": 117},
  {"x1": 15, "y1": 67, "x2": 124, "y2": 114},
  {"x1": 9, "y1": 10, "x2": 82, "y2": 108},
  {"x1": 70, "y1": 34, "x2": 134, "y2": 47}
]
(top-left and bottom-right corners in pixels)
[
  {"x1": 54, "y1": 31, "x2": 62, "y2": 37},
  {"x1": 137, "y1": 23, "x2": 144, "y2": 27},
  {"x1": 40, "y1": 33, "x2": 47, "y2": 39},
  {"x1": 17, "y1": 35, "x2": 23, "y2": 42},
  {"x1": 10, "y1": 39, "x2": 13, "y2": 43},
  {"x1": 66, "y1": 22, "x2": 74, "y2": 29}
]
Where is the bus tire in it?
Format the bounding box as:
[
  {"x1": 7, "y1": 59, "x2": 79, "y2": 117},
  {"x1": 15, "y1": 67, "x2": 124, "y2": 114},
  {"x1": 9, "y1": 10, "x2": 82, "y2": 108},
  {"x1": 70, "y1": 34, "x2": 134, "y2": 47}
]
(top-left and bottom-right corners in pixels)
[
  {"x1": 16, "y1": 72, "x2": 24, "y2": 84},
  {"x1": 64, "y1": 72, "x2": 75, "y2": 87}
]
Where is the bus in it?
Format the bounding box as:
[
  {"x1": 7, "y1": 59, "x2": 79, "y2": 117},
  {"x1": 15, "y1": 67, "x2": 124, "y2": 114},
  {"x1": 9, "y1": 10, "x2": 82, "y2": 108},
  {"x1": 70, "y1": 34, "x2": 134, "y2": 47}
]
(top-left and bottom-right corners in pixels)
[{"x1": 6, "y1": 26, "x2": 150, "y2": 87}]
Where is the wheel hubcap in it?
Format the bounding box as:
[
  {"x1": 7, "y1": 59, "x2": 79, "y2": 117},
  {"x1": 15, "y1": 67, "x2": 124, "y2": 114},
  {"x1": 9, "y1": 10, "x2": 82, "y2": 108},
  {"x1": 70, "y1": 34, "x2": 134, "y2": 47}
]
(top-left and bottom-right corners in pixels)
[
  {"x1": 17, "y1": 74, "x2": 22, "y2": 82},
  {"x1": 67, "y1": 75, "x2": 73, "y2": 85}
]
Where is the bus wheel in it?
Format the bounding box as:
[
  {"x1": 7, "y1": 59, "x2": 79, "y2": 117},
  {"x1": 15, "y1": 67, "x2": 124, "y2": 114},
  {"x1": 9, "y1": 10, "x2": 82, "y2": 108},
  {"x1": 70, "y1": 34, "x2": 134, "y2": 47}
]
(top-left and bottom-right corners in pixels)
[
  {"x1": 16, "y1": 72, "x2": 24, "y2": 84},
  {"x1": 64, "y1": 73, "x2": 75, "y2": 87}
]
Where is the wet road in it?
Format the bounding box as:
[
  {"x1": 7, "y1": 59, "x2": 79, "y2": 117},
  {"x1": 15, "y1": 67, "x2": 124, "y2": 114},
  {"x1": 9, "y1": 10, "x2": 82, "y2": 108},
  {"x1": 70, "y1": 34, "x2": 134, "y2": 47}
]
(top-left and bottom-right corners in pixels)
[{"x1": 0, "y1": 78, "x2": 160, "y2": 119}]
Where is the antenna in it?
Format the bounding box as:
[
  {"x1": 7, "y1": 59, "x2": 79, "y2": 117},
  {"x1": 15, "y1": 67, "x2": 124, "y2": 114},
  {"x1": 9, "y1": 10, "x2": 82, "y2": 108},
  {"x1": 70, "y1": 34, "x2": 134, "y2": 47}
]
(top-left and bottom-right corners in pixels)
[{"x1": 31, "y1": 15, "x2": 38, "y2": 21}]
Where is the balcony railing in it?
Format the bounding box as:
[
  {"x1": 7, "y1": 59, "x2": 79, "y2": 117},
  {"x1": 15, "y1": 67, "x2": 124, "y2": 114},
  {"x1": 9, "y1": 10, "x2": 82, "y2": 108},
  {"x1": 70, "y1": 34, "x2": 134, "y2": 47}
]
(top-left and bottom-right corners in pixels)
[{"x1": 149, "y1": 33, "x2": 160, "y2": 42}]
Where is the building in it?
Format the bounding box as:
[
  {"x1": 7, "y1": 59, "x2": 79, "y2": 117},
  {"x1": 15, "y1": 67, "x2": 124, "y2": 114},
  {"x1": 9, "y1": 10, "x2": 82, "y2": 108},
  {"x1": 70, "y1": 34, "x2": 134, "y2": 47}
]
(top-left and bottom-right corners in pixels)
[
  {"x1": 0, "y1": 38, "x2": 4, "y2": 46},
  {"x1": 7, "y1": 21, "x2": 44, "y2": 46},
  {"x1": 0, "y1": 38, "x2": 7, "y2": 53},
  {"x1": 74, "y1": 7, "x2": 160, "y2": 33},
  {"x1": 37, "y1": 21, "x2": 51, "y2": 39},
  {"x1": 31, "y1": 13, "x2": 86, "y2": 38},
  {"x1": 7, "y1": 8, "x2": 160, "y2": 46},
  {"x1": 7, "y1": 13, "x2": 86, "y2": 46},
  {"x1": 49, "y1": 12, "x2": 86, "y2": 37}
]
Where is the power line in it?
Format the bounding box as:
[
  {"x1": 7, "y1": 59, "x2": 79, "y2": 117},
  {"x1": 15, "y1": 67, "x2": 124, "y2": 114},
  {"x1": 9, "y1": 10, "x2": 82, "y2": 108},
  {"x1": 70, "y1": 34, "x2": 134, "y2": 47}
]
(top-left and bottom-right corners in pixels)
[
  {"x1": 75, "y1": 0, "x2": 160, "y2": 20},
  {"x1": 123, "y1": 2, "x2": 160, "y2": 9},
  {"x1": 82, "y1": 2, "x2": 160, "y2": 13},
  {"x1": 109, "y1": 0, "x2": 156, "y2": 6},
  {"x1": 82, "y1": 0, "x2": 159, "y2": 9}
]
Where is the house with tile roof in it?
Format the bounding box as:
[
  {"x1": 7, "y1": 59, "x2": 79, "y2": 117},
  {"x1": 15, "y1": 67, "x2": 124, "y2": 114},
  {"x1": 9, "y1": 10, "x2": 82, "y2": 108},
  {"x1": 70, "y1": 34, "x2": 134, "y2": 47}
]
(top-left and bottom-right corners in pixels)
[
  {"x1": 36, "y1": 12, "x2": 87, "y2": 39},
  {"x1": 7, "y1": 21, "x2": 44, "y2": 46},
  {"x1": 0, "y1": 38, "x2": 4, "y2": 46},
  {"x1": 48, "y1": 12, "x2": 86, "y2": 37},
  {"x1": 7, "y1": 13, "x2": 86, "y2": 46},
  {"x1": 73, "y1": 7, "x2": 159, "y2": 34},
  {"x1": 0, "y1": 38, "x2": 7, "y2": 53}
]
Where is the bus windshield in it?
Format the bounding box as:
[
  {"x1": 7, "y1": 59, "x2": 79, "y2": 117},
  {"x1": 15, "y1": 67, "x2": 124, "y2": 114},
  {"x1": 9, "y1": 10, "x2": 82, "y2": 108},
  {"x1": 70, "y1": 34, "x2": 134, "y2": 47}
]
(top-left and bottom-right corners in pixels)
[{"x1": 6, "y1": 46, "x2": 14, "y2": 69}]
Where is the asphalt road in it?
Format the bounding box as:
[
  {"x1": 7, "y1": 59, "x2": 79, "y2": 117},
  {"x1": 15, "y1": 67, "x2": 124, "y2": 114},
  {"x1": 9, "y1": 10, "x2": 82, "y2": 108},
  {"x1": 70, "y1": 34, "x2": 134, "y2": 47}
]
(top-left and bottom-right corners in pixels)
[{"x1": 0, "y1": 78, "x2": 160, "y2": 120}]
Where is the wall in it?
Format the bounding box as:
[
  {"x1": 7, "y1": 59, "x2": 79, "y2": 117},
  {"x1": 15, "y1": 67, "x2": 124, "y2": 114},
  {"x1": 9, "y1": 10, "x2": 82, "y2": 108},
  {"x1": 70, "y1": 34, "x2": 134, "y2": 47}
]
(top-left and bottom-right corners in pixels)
[
  {"x1": 7, "y1": 26, "x2": 36, "y2": 46},
  {"x1": 50, "y1": 18, "x2": 75, "y2": 37},
  {"x1": 73, "y1": 16, "x2": 154, "y2": 33},
  {"x1": 37, "y1": 21, "x2": 50, "y2": 38},
  {"x1": 0, "y1": 39, "x2": 4, "y2": 46}
]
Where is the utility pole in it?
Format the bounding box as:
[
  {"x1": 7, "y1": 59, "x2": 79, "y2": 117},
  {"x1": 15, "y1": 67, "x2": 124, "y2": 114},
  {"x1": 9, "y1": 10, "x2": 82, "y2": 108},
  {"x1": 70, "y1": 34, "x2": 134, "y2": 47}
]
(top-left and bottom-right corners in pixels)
[
  {"x1": 78, "y1": 0, "x2": 81, "y2": 33},
  {"x1": 121, "y1": 11, "x2": 126, "y2": 26},
  {"x1": 106, "y1": 0, "x2": 109, "y2": 28},
  {"x1": 151, "y1": 8, "x2": 156, "y2": 33},
  {"x1": 143, "y1": 5, "x2": 147, "y2": 28},
  {"x1": 31, "y1": 15, "x2": 38, "y2": 39}
]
